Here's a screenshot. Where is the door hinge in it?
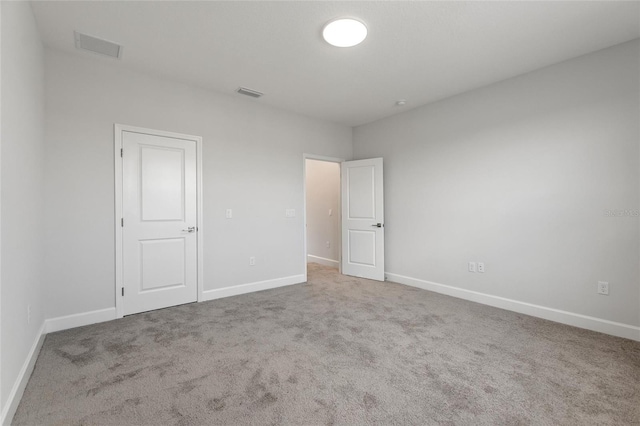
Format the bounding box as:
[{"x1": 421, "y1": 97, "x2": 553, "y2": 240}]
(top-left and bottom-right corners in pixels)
[
  {"x1": 121, "y1": 218, "x2": 124, "y2": 227},
  {"x1": 122, "y1": 287, "x2": 124, "y2": 296},
  {"x1": 120, "y1": 148, "x2": 123, "y2": 157}
]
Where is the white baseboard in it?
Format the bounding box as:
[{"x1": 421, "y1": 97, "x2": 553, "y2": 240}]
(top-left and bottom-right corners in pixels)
[
  {"x1": 307, "y1": 255, "x2": 339, "y2": 269},
  {"x1": 44, "y1": 307, "x2": 117, "y2": 334},
  {"x1": 202, "y1": 274, "x2": 306, "y2": 302},
  {"x1": 1, "y1": 322, "x2": 46, "y2": 426},
  {"x1": 386, "y1": 272, "x2": 640, "y2": 342}
]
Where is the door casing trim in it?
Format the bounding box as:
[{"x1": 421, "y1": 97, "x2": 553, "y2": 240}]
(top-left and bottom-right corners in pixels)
[{"x1": 114, "y1": 124, "x2": 204, "y2": 318}]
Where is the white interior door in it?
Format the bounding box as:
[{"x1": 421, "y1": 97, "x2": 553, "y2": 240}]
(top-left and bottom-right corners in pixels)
[
  {"x1": 341, "y1": 158, "x2": 384, "y2": 281},
  {"x1": 122, "y1": 130, "x2": 198, "y2": 315}
]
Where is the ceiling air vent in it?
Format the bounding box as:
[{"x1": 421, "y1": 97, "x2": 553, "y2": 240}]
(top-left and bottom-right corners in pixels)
[
  {"x1": 236, "y1": 87, "x2": 264, "y2": 98},
  {"x1": 74, "y1": 31, "x2": 122, "y2": 59}
]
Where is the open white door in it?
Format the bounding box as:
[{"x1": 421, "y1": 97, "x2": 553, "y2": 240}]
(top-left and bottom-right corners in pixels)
[
  {"x1": 341, "y1": 158, "x2": 384, "y2": 281},
  {"x1": 121, "y1": 129, "x2": 198, "y2": 315}
]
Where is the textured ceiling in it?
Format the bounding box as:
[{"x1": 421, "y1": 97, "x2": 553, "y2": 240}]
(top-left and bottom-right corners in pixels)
[{"x1": 31, "y1": 1, "x2": 640, "y2": 127}]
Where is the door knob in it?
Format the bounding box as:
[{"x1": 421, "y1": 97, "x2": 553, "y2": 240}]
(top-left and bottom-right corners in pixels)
[
  {"x1": 371, "y1": 223, "x2": 382, "y2": 228},
  {"x1": 182, "y1": 227, "x2": 196, "y2": 233}
]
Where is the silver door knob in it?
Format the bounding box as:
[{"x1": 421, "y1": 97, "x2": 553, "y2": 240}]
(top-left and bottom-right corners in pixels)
[
  {"x1": 371, "y1": 223, "x2": 382, "y2": 228},
  {"x1": 182, "y1": 227, "x2": 196, "y2": 233}
]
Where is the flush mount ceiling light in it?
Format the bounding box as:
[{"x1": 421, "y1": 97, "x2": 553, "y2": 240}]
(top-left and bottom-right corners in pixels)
[{"x1": 322, "y1": 18, "x2": 367, "y2": 47}]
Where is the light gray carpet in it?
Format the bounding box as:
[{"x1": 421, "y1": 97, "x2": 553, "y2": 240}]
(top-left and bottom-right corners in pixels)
[{"x1": 13, "y1": 263, "x2": 640, "y2": 425}]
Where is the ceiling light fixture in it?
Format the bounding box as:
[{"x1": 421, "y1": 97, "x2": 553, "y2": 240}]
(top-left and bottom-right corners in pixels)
[
  {"x1": 322, "y1": 18, "x2": 367, "y2": 47},
  {"x1": 395, "y1": 100, "x2": 406, "y2": 107}
]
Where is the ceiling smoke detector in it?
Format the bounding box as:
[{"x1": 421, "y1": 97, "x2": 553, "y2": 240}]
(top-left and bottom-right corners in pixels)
[
  {"x1": 236, "y1": 87, "x2": 264, "y2": 98},
  {"x1": 74, "y1": 31, "x2": 122, "y2": 59}
]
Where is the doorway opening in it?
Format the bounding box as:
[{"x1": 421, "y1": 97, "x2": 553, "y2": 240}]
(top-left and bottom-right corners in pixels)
[
  {"x1": 303, "y1": 155, "x2": 343, "y2": 280},
  {"x1": 303, "y1": 154, "x2": 385, "y2": 282}
]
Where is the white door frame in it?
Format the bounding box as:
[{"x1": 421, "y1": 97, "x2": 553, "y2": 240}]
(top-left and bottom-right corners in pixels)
[
  {"x1": 114, "y1": 124, "x2": 204, "y2": 318},
  {"x1": 302, "y1": 153, "x2": 344, "y2": 282}
]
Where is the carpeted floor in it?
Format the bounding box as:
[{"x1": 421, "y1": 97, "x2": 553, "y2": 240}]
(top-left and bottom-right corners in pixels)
[{"x1": 12, "y1": 263, "x2": 640, "y2": 425}]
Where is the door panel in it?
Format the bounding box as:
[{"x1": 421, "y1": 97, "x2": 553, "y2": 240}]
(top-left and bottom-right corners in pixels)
[
  {"x1": 347, "y1": 230, "x2": 376, "y2": 266},
  {"x1": 139, "y1": 239, "x2": 186, "y2": 291},
  {"x1": 122, "y1": 131, "x2": 197, "y2": 315},
  {"x1": 347, "y1": 166, "x2": 375, "y2": 219},
  {"x1": 341, "y1": 158, "x2": 384, "y2": 280},
  {"x1": 140, "y1": 146, "x2": 185, "y2": 221}
]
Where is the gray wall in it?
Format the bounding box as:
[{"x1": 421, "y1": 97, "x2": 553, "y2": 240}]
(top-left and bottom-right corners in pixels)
[
  {"x1": 354, "y1": 40, "x2": 640, "y2": 327},
  {"x1": 306, "y1": 159, "x2": 341, "y2": 266},
  {"x1": 44, "y1": 49, "x2": 352, "y2": 319},
  {"x1": 0, "y1": 1, "x2": 46, "y2": 410}
]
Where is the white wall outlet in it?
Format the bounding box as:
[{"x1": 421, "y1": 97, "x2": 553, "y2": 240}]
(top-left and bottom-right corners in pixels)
[
  {"x1": 477, "y1": 262, "x2": 485, "y2": 273},
  {"x1": 249, "y1": 256, "x2": 256, "y2": 266},
  {"x1": 468, "y1": 262, "x2": 476, "y2": 273},
  {"x1": 225, "y1": 209, "x2": 233, "y2": 219},
  {"x1": 328, "y1": 209, "x2": 332, "y2": 216},
  {"x1": 326, "y1": 241, "x2": 330, "y2": 248},
  {"x1": 285, "y1": 209, "x2": 296, "y2": 218},
  {"x1": 597, "y1": 281, "x2": 609, "y2": 295},
  {"x1": 27, "y1": 304, "x2": 31, "y2": 324}
]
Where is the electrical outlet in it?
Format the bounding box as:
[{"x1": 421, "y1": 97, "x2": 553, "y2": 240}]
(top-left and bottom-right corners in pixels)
[
  {"x1": 328, "y1": 209, "x2": 332, "y2": 216},
  {"x1": 597, "y1": 281, "x2": 609, "y2": 295},
  {"x1": 326, "y1": 241, "x2": 330, "y2": 249},
  {"x1": 468, "y1": 262, "x2": 476, "y2": 273},
  {"x1": 249, "y1": 256, "x2": 256, "y2": 266},
  {"x1": 225, "y1": 209, "x2": 233, "y2": 219},
  {"x1": 27, "y1": 305, "x2": 31, "y2": 324},
  {"x1": 477, "y1": 262, "x2": 485, "y2": 273},
  {"x1": 285, "y1": 209, "x2": 296, "y2": 218}
]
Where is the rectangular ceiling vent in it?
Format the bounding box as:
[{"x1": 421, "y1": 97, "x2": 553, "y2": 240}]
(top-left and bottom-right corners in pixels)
[
  {"x1": 74, "y1": 31, "x2": 122, "y2": 59},
  {"x1": 236, "y1": 87, "x2": 264, "y2": 98}
]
